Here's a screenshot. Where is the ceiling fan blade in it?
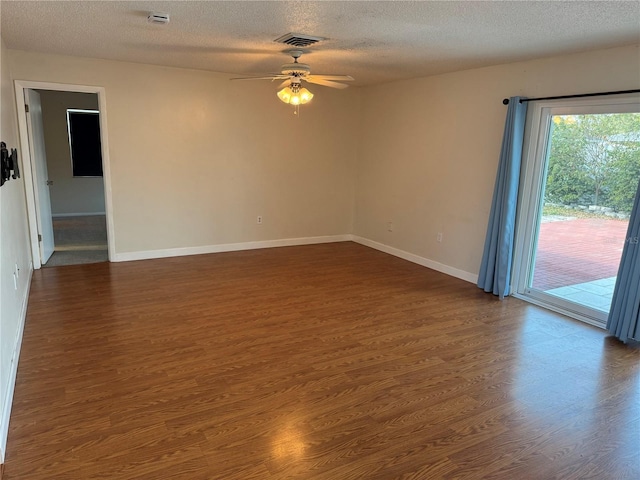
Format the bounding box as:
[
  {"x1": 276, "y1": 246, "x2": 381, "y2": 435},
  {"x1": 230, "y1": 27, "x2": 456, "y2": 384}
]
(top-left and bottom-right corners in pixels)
[
  {"x1": 304, "y1": 77, "x2": 350, "y2": 89},
  {"x1": 277, "y1": 79, "x2": 291, "y2": 89},
  {"x1": 230, "y1": 75, "x2": 290, "y2": 81},
  {"x1": 307, "y1": 74, "x2": 355, "y2": 82}
]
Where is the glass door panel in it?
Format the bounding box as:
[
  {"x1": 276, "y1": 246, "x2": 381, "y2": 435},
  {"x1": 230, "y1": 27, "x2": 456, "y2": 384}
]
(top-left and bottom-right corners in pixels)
[{"x1": 514, "y1": 100, "x2": 640, "y2": 327}]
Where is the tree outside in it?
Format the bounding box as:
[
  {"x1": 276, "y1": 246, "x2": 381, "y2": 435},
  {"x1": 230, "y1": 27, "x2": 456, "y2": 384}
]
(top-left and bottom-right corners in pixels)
[{"x1": 545, "y1": 113, "x2": 640, "y2": 214}]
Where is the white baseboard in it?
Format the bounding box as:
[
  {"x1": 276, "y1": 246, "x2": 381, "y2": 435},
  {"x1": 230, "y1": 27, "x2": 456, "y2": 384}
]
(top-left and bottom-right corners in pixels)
[
  {"x1": 52, "y1": 212, "x2": 106, "y2": 218},
  {"x1": 112, "y1": 234, "x2": 478, "y2": 285},
  {"x1": 112, "y1": 234, "x2": 352, "y2": 262},
  {"x1": 351, "y1": 235, "x2": 478, "y2": 284},
  {"x1": 0, "y1": 266, "x2": 33, "y2": 463}
]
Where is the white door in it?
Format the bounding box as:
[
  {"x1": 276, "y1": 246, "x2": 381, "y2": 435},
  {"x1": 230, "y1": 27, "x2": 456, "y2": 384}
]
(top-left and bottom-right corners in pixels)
[{"x1": 25, "y1": 89, "x2": 55, "y2": 264}]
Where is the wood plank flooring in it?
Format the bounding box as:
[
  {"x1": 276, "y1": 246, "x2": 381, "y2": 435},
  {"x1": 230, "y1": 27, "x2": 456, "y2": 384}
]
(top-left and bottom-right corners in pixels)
[{"x1": 4, "y1": 242, "x2": 639, "y2": 479}]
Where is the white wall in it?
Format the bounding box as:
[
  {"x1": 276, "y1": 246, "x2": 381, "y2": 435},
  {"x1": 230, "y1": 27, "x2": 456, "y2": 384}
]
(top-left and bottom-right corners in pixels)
[
  {"x1": 8, "y1": 50, "x2": 361, "y2": 257},
  {"x1": 37, "y1": 90, "x2": 105, "y2": 216},
  {"x1": 355, "y1": 44, "x2": 640, "y2": 280},
  {"x1": 12, "y1": 46, "x2": 638, "y2": 274},
  {"x1": 0, "y1": 38, "x2": 33, "y2": 462}
]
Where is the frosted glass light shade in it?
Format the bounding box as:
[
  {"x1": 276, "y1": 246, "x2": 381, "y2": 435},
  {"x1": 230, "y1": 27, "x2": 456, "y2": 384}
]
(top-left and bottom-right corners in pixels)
[
  {"x1": 277, "y1": 86, "x2": 313, "y2": 105},
  {"x1": 277, "y1": 88, "x2": 292, "y2": 103}
]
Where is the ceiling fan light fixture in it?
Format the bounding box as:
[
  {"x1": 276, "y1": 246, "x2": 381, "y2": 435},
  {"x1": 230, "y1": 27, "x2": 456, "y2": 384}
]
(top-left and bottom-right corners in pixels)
[{"x1": 277, "y1": 85, "x2": 313, "y2": 105}]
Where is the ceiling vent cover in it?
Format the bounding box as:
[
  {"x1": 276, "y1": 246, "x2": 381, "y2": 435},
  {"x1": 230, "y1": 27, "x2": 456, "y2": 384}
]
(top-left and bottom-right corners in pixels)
[{"x1": 274, "y1": 33, "x2": 325, "y2": 47}]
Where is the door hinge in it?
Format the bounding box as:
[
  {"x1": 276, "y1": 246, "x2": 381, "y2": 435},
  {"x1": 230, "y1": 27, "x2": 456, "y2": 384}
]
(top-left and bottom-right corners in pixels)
[
  {"x1": 25, "y1": 104, "x2": 29, "y2": 113},
  {"x1": 38, "y1": 234, "x2": 42, "y2": 242}
]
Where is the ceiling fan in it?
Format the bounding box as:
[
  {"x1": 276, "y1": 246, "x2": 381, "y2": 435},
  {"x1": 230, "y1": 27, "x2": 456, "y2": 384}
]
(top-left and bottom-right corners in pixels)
[{"x1": 231, "y1": 50, "x2": 354, "y2": 109}]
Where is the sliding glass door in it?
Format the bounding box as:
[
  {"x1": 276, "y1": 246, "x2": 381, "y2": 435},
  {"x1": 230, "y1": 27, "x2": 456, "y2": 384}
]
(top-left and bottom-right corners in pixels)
[{"x1": 513, "y1": 97, "x2": 640, "y2": 327}]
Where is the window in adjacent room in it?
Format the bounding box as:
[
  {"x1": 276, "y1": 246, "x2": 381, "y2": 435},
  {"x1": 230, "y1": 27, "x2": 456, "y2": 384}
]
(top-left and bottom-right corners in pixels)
[{"x1": 67, "y1": 109, "x2": 103, "y2": 177}]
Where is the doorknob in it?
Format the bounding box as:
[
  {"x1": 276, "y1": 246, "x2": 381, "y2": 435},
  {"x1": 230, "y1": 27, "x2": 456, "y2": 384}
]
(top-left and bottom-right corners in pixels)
[{"x1": 46, "y1": 180, "x2": 53, "y2": 186}]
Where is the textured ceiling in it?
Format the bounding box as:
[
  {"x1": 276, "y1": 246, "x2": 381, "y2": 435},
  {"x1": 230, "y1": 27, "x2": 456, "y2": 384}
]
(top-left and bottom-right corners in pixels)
[{"x1": 1, "y1": 1, "x2": 639, "y2": 86}]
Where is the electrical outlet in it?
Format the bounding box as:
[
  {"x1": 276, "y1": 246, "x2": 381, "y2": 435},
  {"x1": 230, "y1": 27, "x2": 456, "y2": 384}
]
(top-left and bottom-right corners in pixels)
[
  {"x1": 387, "y1": 222, "x2": 393, "y2": 232},
  {"x1": 257, "y1": 216, "x2": 263, "y2": 225},
  {"x1": 437, "y1": 232, "x2": 443, "y2": 243}
]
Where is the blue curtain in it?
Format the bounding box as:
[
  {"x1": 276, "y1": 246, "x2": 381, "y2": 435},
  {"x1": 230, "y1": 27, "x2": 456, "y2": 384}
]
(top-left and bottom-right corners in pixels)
[
  {"x1": 607, "y1": 179, "x2": 640, "y2": 343},
  {"x1": 477, "y1": 97, "x2": 528, "y2": 299}
]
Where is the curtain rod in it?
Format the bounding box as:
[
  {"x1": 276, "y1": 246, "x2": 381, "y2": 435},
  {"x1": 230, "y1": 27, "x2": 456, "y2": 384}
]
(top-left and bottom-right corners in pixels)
[{"x1": 502, "y1": 89, "x2": 640, "y2": 105}]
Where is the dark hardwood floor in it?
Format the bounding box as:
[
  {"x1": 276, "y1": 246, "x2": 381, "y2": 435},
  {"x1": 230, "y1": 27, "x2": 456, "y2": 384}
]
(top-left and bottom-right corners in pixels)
[{"x1": 4, "y1": 242, "x2": 639, "y2": 479}]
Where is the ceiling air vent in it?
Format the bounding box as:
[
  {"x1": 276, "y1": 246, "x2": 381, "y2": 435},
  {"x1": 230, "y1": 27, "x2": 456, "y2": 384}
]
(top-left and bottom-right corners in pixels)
[{"x1": 274, "y1": 33, "x2": 325, "y2": 48}]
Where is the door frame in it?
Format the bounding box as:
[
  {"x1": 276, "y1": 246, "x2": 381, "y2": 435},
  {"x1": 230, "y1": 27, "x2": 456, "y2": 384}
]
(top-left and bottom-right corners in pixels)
[
  {"x1": 14, "y1": 80, "x2": 115, "y2": 268},
  {"x1": 512, "y1": 94, "x2": 640, "y2": 327}
]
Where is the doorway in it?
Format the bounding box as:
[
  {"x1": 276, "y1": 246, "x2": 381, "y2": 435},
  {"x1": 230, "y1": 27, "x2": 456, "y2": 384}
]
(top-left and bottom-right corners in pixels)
[
  {"x1": 513, "y1": 96, "x2": 640, "y2": 327},
  {"x1": 15, "y1": 81, "x2": 115, "y2": 269}
]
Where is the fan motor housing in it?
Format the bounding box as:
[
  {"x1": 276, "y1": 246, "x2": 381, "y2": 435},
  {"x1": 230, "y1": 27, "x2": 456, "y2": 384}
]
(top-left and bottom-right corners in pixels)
[{"x1": 281, "y1": 63, "x2": 311, "y2": 76}]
